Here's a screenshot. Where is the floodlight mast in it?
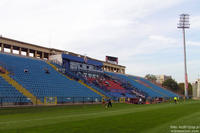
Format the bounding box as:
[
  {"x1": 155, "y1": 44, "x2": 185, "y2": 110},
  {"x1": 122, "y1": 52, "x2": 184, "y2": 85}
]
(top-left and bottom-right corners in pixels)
[{"x1": 177, "y1": 14, "x2": 190, "y2": 98}]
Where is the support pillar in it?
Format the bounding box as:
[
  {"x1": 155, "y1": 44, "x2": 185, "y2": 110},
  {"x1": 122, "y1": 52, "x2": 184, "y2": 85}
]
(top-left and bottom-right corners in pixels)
[
  {"x1": 26, "y1": 49, "x2": 30, "y2": 57},
  {"x1": 47, "y1": 53, "x2": 50, "y2": 60},
  {"x1": 34, "y1": 50, "x2": 37, "y2": 58},
  {"x1": 111, "y1": 67, "x2": 114, "y2": 72},
  {"x1": 1, "y1": 43, "x2": 4, "y2": 52},
  {"x1": 19, "y1": 47, "x2": 22, "y2": 55},
  {"x1": 42, "y1": 52, "x2": 44, "y2": 59},
  {"x1": 122, "y1": 69, "x2": 125, "y2": 74},
  {"x1": 10, "y1": 45, "x2": 13, "y2": 54}
]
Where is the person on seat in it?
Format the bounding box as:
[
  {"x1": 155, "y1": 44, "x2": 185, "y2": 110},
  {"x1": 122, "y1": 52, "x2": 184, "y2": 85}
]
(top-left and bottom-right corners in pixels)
[
  {"x1": 44, "y1": 67, "x2": 50, "y2": 74},
  {"x1": 0, "y1": 66, "x2": 5, "y2": 74},
  {"x1": 24, "y1": 69, "x2": 28, "y2": 73}
]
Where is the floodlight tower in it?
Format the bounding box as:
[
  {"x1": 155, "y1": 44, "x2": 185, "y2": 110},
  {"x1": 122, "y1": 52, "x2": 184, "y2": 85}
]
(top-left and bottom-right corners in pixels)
[{"x1": 177, "y1": 14, "x2": 190, "y2": 98}]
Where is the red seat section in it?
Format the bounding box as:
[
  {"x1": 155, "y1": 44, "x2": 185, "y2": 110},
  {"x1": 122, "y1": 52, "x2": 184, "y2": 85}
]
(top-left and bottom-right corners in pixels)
[
  {"x1": 86, "y1": 76, "x2": 125, "y2": 90},
  {"x1": 103, "y1": 80, "x2": 125, "y2": 90}
]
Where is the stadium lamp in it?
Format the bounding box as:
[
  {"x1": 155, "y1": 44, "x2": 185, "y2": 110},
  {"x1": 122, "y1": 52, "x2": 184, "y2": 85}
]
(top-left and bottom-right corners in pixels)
[{"x1": 177, "y1": 14, "x2": 190, "y2": 98}]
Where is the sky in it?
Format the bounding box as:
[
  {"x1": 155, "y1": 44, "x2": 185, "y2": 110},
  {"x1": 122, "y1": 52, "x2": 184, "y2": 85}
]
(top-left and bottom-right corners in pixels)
[{"x1": 0, "y1": 0, "x2": 200, "y2": 83}]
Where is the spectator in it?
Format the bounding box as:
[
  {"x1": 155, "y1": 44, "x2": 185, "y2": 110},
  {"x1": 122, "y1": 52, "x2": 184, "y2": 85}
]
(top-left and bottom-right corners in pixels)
[
  {"x1": 102, "y1": 98, "x2": 106, "y2": 107},
  {"x1": 107, "y1": 98, "x2": 112, "y2": 108},
  {"x1": 0, "y1": 66, "x2": 5, "y2": 73},
  {"x1": 24, "y1": 69, "x2": 28, "y2": 73},
  {"x1": 174, "y1": 97, "x2": 177, "y2": 104},
  {"x1": 44, "y1": 67, "x2": 50, "y2": 74},
  {"x1": 139, "y1": 97, "x2": 143, "y2": 104}
]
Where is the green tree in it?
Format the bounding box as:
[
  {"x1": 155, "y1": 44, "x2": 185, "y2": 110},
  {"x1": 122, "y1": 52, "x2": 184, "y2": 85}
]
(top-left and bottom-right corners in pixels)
[
  {"x1": 162, "y1": 78, "x2": 179, "y2": 92},
  {"x1": 178, "y1": 83, "x2": 185, "y2": 95},
  {"x1": 145, "y1": 74, "x2": 157, "y2": 82},
  {"x1": 178, "y1": 83, "x2": 193, "y2": 96}
]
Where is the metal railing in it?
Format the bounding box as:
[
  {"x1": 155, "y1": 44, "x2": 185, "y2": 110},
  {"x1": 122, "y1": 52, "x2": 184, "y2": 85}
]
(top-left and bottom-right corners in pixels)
[{"x1": 0, "y1": 96, "x2": 122, "y2": 107}]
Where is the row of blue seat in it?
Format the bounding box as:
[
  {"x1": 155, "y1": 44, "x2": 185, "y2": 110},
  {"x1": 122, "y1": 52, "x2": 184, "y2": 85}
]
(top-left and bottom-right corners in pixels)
[
  {"x1": 53, "y1": 62, "x2": 137, "y2": 98},
  {"x1": 106, "y1": 72, "x2": 178, "y2": 98},
  {"x1": 0, "y1": 76, "x2": 30, "y2": 102},
  {"x1": 0, "y1": 53, "x2": 101, "y2": 103},
  {"x1": 129, "y1": 75, "x2": 178, "y2": 98}
]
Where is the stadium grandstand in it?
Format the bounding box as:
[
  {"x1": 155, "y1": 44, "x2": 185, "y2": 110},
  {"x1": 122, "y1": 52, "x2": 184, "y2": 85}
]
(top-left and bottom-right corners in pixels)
[{"x1": 0, "y1": 36, "x2": 179, "y2": 106}]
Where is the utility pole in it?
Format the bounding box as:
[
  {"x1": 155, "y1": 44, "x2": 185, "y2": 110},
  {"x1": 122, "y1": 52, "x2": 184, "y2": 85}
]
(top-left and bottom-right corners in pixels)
[{"x1": 177, "y1": 14, "x2": 190, "y2": 98}]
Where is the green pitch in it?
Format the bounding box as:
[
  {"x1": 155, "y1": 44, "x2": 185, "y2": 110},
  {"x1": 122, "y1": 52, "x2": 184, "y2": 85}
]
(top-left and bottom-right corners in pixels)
[{"x1": 0, "y1": 100, "x2": 200, "y2": 133}]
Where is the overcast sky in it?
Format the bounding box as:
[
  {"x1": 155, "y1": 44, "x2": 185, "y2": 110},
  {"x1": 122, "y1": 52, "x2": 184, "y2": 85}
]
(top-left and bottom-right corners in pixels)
[{"x1": 0, "y1": 0, "x2": 200, "y2": 82}]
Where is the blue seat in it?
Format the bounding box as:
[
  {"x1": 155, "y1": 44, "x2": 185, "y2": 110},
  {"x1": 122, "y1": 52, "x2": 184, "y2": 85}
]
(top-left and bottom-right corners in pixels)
[
  {"x1": 105, "y1": 72, "x2": 178, "y2": 98},
  {"x1": 0, "y1": 77, "x2": 30, "y2": 103},
  {"x1": 130, "y1": 76, "x2": 179, "y2": 98},
  {"x1": 0, "y1": 53, "x2": 101, "y2": 103}
]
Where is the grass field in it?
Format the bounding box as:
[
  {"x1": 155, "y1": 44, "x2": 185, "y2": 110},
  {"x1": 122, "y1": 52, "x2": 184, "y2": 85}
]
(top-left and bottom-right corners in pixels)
[{"x1": 0, "y1": 100, "x2": 200, "y2": 133}]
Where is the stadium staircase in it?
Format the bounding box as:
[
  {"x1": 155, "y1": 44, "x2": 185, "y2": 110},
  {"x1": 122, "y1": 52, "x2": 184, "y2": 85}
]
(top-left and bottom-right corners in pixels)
[
  {"x1": 47, "y1": 62, "x2": 109, "y2": 99},
  {"x1": 0, "y1": 67, "x2": 42, "y2": 105}
]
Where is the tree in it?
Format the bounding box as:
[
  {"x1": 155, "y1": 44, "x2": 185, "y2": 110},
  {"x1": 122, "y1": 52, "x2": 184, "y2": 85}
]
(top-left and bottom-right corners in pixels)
[
  {"x1": 178, "y1": 83, "x2": 193, "y2": 96},
  {"x1": 145, "y1": 74, "x2": 157, "y2": 82},
  {"x1": 162, "y1": 78, "x2": 179, "y2": 92},
  {"x1": 178, "y1": 83, "x2": 185, "y2": 95}
]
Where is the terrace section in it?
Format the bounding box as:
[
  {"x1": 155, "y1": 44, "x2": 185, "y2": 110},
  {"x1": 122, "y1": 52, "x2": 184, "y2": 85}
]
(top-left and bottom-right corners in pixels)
[{"x1": 0, "y1": 53, "x2": 102, "y2": 103}]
